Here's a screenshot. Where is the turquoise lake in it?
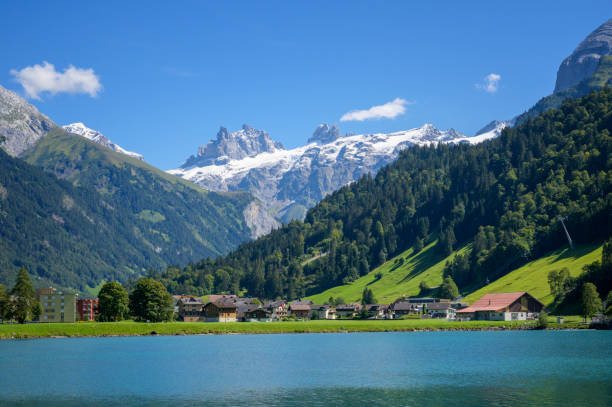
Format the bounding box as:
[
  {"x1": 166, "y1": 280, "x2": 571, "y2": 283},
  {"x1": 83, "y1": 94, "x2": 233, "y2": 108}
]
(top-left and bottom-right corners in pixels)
[{"x1": 0, "y1": 331, "x2": 611, "y2": 406}]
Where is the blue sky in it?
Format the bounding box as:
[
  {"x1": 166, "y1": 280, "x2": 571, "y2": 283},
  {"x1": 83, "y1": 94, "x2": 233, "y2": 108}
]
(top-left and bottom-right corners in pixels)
[{"x1": 1, "y1": 1, "x2": 610, "y2": 169}]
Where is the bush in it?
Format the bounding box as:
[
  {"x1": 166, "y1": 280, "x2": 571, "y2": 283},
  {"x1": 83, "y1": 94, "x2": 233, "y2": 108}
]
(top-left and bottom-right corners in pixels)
[{"x1": 537, "y1": 312, "x2": 549, "y2": 329}]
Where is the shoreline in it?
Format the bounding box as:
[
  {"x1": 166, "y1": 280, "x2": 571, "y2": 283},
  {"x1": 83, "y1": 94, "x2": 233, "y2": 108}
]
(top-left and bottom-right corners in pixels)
[{"x1": 0, "y1": 318, "x2": 589, "y2": 340}]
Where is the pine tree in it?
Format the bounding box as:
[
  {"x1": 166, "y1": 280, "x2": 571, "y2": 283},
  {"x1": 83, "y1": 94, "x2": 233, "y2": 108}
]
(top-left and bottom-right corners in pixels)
[{"x1": 11, "y1": 267, "x2": 37, "y2": 323}]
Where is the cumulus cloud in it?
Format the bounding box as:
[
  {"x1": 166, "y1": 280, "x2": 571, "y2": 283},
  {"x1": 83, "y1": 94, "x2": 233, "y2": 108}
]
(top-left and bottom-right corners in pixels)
[
  {"x1": 10, "y1": 61, "x2": 102, "y2": 99},
  {"x1": 476, "y1": 73, "x2": 501, "y2": 93},
  {"x1": 340, "y1": 98, "x2": 412, "y2": 122}
]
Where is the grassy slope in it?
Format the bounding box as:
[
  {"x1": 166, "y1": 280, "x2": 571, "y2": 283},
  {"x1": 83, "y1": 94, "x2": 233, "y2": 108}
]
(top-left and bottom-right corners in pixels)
[
  {"x1": 463, "y1": 243, "x2": 603, "y2": 306},
  {"x1": 307, "y1": 241, "x2": 467, "y2": 304},
  {"x1": 0, "y1": 317, "x2": 588, "y2": 339},
  {"x1": 306, "y1": 240, "x2": 601, "y2": 307},
  {"x1": 23, "y1": 128, "x2": 206, "y2": 193}
]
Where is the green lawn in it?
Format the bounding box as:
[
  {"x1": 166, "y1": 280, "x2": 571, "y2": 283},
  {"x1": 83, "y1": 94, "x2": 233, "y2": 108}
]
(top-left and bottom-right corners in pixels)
[
  {"x1": 463, "y1": 243, "x2": 603, "y2": 305},
  {"x1": 0, "y1": 318, "x2": 579, "y2": 339},
  {"x1": 307, "y1": 240, "x2": 466, "y2": 304}
]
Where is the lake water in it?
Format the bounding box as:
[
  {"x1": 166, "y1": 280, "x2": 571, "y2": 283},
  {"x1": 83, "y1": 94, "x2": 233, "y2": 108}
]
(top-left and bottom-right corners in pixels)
[{"x1": 0, "y1": 331, "x2": 611, "y2": 406}]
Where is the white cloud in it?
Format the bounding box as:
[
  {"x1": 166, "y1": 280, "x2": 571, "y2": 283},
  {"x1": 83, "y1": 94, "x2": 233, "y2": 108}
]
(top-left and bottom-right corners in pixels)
[
  {"x1": 476, "y1": 73, "x2": 501, "y2": 93},
  {"x1": 10, "y1": 61, "x2": 102, "y2": 99},
  {"x1": 340, "y1": 98, "x2": 412, "y2": 122}
]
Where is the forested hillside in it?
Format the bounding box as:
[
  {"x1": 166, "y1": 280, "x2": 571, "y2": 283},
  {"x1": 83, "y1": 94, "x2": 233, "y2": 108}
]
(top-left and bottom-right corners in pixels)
[
  {"x1": 154, "y1": 89, "x2": 612, "y2": 299},
  {"x1": 0, "y1": 129, "x2": 254, "y2": 291}
]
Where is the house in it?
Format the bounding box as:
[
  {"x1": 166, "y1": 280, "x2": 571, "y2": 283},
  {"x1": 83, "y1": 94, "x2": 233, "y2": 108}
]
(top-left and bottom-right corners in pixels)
[
  {"x1": 77, "y1": 298, "x2": 99, "y2": 321},
  {"x1": 204, "y1": 301, "x2": 237, "y2": 322},
  {"x1": 456, "y1": 292, "x2": 544, "y2": 321},
  {"x1": 403, "y1": 297, "x2": 441, "y2": 304},
  {"x1": 177, "y1": 296, "x2": 205, "y2": 322},
  {"x1": 244, "y1": 307, "x2": 272, "y2": 322},
  {"x1": 37, "y1": 288, "x2": 77, "y2": 323},
  {"x1": 312, "y1": 305, "x2": 336, "y2": 320},
  {"x1": 365, "y1": 304, "x2": 391, "y2": 319},
  {"x1": 335, "y1": 303, "x2": 362, "y2": 318},
  {"x1": 391, "y1": 301, "x2": 420, "y2": 317},
  {"x1": 424, "y1": 302, "x2": 456, "y2": 319},
  {"x1": 292, "y1": 299, "x2": 313, "y2": 306},
  {"x1": 289, "y1": 303, "x2": 311, "y2": 320},
  {"x1": 209, "y1": 294, "x2": 238, "y2": 303},
  {"x1": 263, "y1": 300, "x2": 288, "y2": 320}
]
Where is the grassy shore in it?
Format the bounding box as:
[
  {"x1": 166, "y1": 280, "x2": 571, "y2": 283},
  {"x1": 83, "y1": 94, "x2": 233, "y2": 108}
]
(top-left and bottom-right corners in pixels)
[{"x1": 0, "y1": 316, "x2": 586, "y2": 339}]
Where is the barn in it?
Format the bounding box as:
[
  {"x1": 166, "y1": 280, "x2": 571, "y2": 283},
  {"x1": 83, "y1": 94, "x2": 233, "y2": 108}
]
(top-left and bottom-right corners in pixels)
[{"x1": 456, "y1": 292, "x2": 544, "y2": 321}]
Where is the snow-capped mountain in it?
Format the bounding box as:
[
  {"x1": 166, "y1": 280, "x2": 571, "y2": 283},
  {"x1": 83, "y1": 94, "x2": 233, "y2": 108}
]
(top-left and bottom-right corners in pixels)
[
  {"x1": 452, "y1": 119, "x2": 511, "y2": 144},
  {"x1": 170, "y1": 123, "x2": 473, "y2": 223},
  {"x1": 181, "y1": 124, "x2": 283, "y2": 168},
  {"x1": 62, "y1": 122, "x2": 145, "y2": 161}
]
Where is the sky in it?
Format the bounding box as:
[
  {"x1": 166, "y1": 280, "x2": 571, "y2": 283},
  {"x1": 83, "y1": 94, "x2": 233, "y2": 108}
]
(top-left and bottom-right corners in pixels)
[{"x1": 1, "y1": 1, "x2": 610, "y2": 169}]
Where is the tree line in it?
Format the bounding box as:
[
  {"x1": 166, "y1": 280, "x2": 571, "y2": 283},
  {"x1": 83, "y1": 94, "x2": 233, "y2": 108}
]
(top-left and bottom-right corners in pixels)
[{"x1": 0, "y1": 267, "x2": 174, "y2": 323}]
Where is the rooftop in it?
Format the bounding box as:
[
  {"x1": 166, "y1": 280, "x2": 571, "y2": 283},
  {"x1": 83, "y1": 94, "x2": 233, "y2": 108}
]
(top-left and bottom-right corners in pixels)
[{"x1": 457, "y1": 292, "x2": 530, "y2": 313}]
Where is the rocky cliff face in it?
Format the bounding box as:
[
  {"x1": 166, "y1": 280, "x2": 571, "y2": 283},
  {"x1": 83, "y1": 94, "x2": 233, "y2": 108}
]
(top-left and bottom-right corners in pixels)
[
  {"x1": 555, "y1": 18, "x2": 612, "y2": 92},
  {"x1": 181, "y1": 124, "x2": 284, "y2": 168},
  {"x1": 0, "y1": 85, "x2": 56, "y2": 157},
  {"x1": 170, "y1": 123, "x2": 473, "y2": 223},
  {"x1": 242, "y1": 201, "x2": 280, "y2": 238}
]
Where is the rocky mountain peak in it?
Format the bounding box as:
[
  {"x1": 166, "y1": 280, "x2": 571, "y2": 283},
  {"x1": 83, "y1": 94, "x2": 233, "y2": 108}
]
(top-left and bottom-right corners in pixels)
[
  {"x1": 308, "y1": 123, "x2": 341, "y2": 144},
  {"x1": 0, "y1": 85, "x2": 56, "y2": 157},
  {"x1": 554, "y1": 18, "x2": 612, "y2": 92},
  {"x1": 183, "y1": 125, "x2": 284, "y2": 168}
]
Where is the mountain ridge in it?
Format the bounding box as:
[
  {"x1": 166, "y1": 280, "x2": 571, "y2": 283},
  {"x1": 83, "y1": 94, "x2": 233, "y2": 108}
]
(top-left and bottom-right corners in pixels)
[
  {"x1": 170, "y1": 123, "x2": 483, "y2": 224},
  {"x1": 63, "y1": 122, "x2": 145, "y2": 161}
]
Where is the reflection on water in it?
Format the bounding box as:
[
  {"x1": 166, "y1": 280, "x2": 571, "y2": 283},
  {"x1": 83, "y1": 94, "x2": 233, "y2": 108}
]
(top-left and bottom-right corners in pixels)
[{"x1": 0, "y1": 331, "x2": 611, "y2": 406}]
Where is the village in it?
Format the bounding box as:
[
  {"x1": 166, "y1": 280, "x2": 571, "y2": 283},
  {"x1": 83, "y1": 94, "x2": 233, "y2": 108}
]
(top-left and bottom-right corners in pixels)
[{"x1": 34, "y1": 287, "x2": 545, "y2": 324}]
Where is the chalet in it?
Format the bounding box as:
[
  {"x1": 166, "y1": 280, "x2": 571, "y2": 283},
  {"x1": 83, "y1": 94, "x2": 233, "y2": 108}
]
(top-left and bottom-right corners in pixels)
[
  {"x1": 312, "y1": 305, "x2": 336, "y2": 320},
  {"x1": 335, "y1": 303, "x2": 362, "y2": 318},
  {"x1": 292, "y1": 299, "x2": 313, "y2": 306},
  {"x1": 391, "y1": 301, "x2": 420, "y2": 316},
  {"x1": 209, "y1": 294, "x2": 238, "y2": 303},
  {"x1": 244, "y1": 307, "x2": 272, "y2": 322},
  {"x1": 456, "y1": 292, "x2": 544, "y2": 321},
  {"x1": 403, "y1": 297, "x2": 441, "y2": 304},
  {"x1": 263, "y1": 300, "x2": 288, "y2": 320},
  {"x1": 204, "y1": 301, "x2": 237, "y2": 322},
  {"x1": 424, "y1": 302, "x2": 456, "y2": 319},
  {"x1": 177, "y1": 296, "x2": 205, "y2": 322},
  {"x1": 365, "y1": 304, "x2": 392, "y2": 319},
  {"x1": 289, "y1": 303, "x2": 311, "y2": 320}
]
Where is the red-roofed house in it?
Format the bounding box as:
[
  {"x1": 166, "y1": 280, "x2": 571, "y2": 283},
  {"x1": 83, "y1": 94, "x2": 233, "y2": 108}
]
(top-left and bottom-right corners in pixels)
[{"x1": 456, "y1": 292, "x2": 543, "y2": 321}]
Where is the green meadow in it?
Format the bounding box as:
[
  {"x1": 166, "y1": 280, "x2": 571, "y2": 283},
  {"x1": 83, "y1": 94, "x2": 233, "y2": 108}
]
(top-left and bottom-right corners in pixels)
[
  {"x1": 307, "y1": 239, "x2": 602, "y2": 308},
  {"x1": 463, "y1": 243, "x2": 603, "y2": 305},
  {"x1": 307, "y1": 241, "x2": 466, "y2": 304},
  {"x1": 0, "y1": 316, "x2": 586, "y2": 340}
]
